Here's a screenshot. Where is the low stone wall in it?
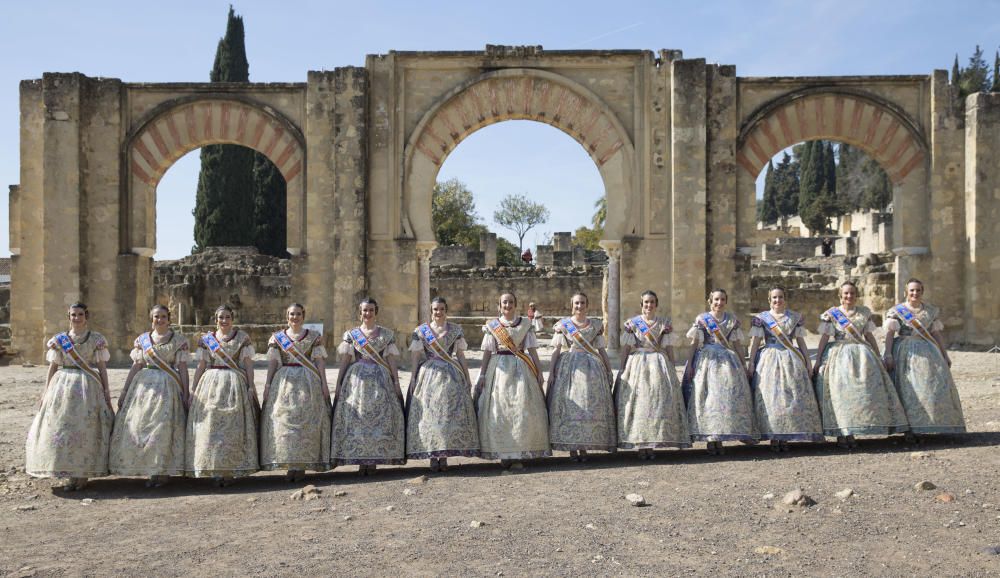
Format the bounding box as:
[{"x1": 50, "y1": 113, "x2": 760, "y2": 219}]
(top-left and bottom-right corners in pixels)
[
  {"x1": 430, "y1": 265, "x2": 605, "y2": 319},
  {"x1": 761, "y1": 237, "x2": 826, "y2": 261}
]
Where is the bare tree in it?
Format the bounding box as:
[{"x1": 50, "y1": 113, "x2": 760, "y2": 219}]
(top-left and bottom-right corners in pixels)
[{"x1": 493, "y1": 193, "x2": 550, "y2": 254}]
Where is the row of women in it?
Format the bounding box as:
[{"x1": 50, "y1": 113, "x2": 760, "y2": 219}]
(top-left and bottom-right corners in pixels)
[{"x1": 25, "y1": 278, "x2": 965, "y2": 489}]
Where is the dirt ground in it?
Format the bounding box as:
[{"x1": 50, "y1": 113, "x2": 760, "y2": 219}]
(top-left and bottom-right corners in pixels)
[{"x1": 1, "y1": 339, "x2": 999, "y2": 577}]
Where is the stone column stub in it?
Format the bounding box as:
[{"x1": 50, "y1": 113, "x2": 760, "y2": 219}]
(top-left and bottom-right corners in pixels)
[{"x1": 600, "y1": 240, "x2": 623, "y2": 351}]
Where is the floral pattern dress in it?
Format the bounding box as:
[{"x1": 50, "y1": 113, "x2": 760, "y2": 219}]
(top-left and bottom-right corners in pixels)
[
  {"x1": 26, "y1": 331, "x2": 113, "y2": 478},
  {"x1": 885, "y1": 303, "x2": 966, "y2": 434},
  {"x1": 406, "y1": 322, "x2": 480, "y2": 459},
  {"x1": 546, "y1": 318, "x2": 616, "y2": 452},
  {"x1": 815, "y1": 306, "x2": 908, "y2": 436},
  {"x1": 476, "y1": 316, "x2": 551, "y2": 460},
  {"x1": 185, "y1": 329, "x2": 259, "y2": 478},
  {"x1": 260, "y1": 329, "x2": 331, "y2": 471},
  {"x1": 682, "y1": 313, "x2": 758, "y2": 442},
  {"x1": 331, "y1": 326, "x2": 406, "y2": 465},
  {"x1": 109, "y1": 331, "x2": 189, "y2": 476},
  {"x1": 749, "y1": 310, "x2": 824, "y2": 442},
  {"x1": 616, "y1": 316, "x2": 691, "y2": 449}
]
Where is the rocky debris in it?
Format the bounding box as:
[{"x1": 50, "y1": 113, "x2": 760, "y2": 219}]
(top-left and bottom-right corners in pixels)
[
  {"x1": 755, "y1": 546, "x2": 784, "y2": 555},
  {"x1": 585, "y1": 523, "x2": 596, "y2": 530},
  {"x1": 982, "y1": 546, "x2": 1000, "y2": 556},
  {"x1": 835, "y1": 488, "x2": 854, "y2": 500},
  {"x1": 80, "y1": 498, "x2": 94, "y2": 506},
  {"x1": 333, "y1": 490, "x2": 347, "y2": 497},
  {"x1": 910, "y1": 451, "x2": 931, "y2": 459},
  {"x1": 914, "y1": 481, "x2": 937, "y2": 491},
  {"x1": 936, "y1": 493, "x2": 956, "y2": 503},
  {"x1": 246, "y1": 497, "x2": 257, "y2": 503},
  {"x1": 782, "y1": 489, "x2": 816, "y2": 507},
  {"x1": 762, "y1": 492, "x2": 776, "y2": 500},
  {"x1": 12, "y1": 504, "x2": 36, "y2": 511},
  {"x1": 343, "y1": 515, "x2": 352, "y2": 521},
  {"x1": 402, "y1": 488, "x2": 416, "y2": 496},
  {"x1": 291, "y1": 485, "x2": 322, "y2": 501},
  {"x1": 14, "y1": 567, "x2": 36, "y2": 578},
  {"x1": 625, "y1": 493, "x2": 647, "y2": 507},
  {"x1": 408, "y1": 475, "x2": 428, "y2": 485},
  {"x1": 469, "y1": 520, "x2": 485, "y2": 528}
]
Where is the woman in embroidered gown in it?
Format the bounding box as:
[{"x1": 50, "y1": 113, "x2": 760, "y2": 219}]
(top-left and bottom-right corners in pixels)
[
  {"x1": 26, "y1": 302, "x2": 114, "y2": 491},
  {"x1": 186, "y1": 305, "x2": 259, "y2": 485},
  {"x1": 883, "y1": 278, "x2": 966, "y2": 441},
  {"x1": 546, "y1": 292, "x2": 616, "y2": 460},
  {"x1": 813, "y1": 282, "x2": 908, "y2": 448},
  {"x1": 616, "y1": 290, "x2": 690, "y2": 458},
  {"x1": 475, "y1": 292, "x2": 551, "y2": 469},
  {"x1": 109, "y1": 305, "x2": 189, "y2": 487},
  {"x1": 406, "y1": 297, "x2": 479, "y2": 471},
  {"x1": 747, "y1": 287, "x2": 824, "y2": 451},
  {"x1": 682, "y1": 289, "x2": 757, "y2": 454},
  {"x1": 332, "y1": 297, "x2": 405, "y2": 474},
  {"x1": 260, "y1": 303, "x2": 331, "y2": 481}
]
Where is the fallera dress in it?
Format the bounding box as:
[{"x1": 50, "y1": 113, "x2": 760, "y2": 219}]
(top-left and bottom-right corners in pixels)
[
  {"x1": 884, "y1": 303, "x2": 966, "y2": 434},
  {"x1": 260, "y1": 329, "x2": 331, "y2": 472},
  {"x1": 814, "y1": 306, "x2": 908, "y2": 437},
  {"x1": 476, "y1": 316, "x2": 551, "y2": 460},
  {"x1": 331, "y1": 326, "x2": 406, "y2": 465},
  {"x1": 26, "y1": 331, "x2": 113, "y2": 479},
  {"x1": 185, "y1": 329, "x2": 259, "y2": 478},
  {"x1": 546, "y1": 318, "x2": 616, "y2": 452},
  {"x1": 405, "y1": 321, "x2": 480, "y2": 459},
  {"x1": 749, "y1": 310, "x2": 824, "y2": 442},
  {"x1": 109, "y1": 331, "x2": 189, "y2": 476},
  {"x1": 616, "y1": 316, "x2": 691, "y2": 449},
  {"x1": 682, "y1": 313, "x2": 758, "y2": 443}
]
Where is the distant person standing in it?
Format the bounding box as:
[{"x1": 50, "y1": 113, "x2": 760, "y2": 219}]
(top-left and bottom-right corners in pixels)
[
  {"x1": 521, "y1": 249, "x2": 533, "y2": 265},
  {"x1": 821, "y1": 237, "x2": 834, "y2": 257},
  {"x1": 527, "y1": 302, "x2": 544, "y2": 333}
]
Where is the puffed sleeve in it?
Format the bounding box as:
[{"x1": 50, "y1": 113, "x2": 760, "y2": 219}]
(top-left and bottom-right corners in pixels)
[
  {"x1": 196, "y1": 343, "x2": 213, "y2": 363},
  {"x1": 593, "y1": 333, "x2": 607, "y2": 349},
  {"x1": 336, "y1": 331, "x2": 354, "y2": 357},
  {"x1": 550, "y1": 323, "x2": 570, "y2": 349},
  {"x1": 749, "y1": 316, "x2": 765, "y2": 339},
  {"x1": 480, "y1": 326, "x2": 498, "y2": 352},
  {"x1": 452, "y1": 326, "x2": 469, "y2": 352},
  {"x1": 863, "y1": 319, "x2": 876, "y2": 334},
  {"x1": 130, "y1": 337, "x2": 144, "y2": 363},
  {"x1": 686, "y1": 322, "x2": 704, "y2": 348},
  {"x1": 174, "y1": 337, "x2": 191, "y2": 364},
  {"x1": 883, "y1": 311, "x2": 901, "y2": 333},
  {"x1": 382, "y1": 330, "x2": 400, "y2": 358},
  {"x1": 266, "y1": 334, "x2": 282, "y2": 363},
  {"x1": 94, "y1": 334, "x2": 111, "y2": 363},
  {"x1": 238, "y1": 335, "x2": 255, "y2": 362},
  {"x1": 311, "y1": 343, "x2": 328, "y2": 360},
  {"x1": 620, "y1": 324, "x2": 638, "y2": 347},
  {"x1": 731, "y1": 326, "x2": 746, "y2": 344},
  {"x1": 930, "y1": 319, "x2": 944, "y2": 333},
  {"x1": 45, "y1": 337, "x2": 61, "y2": 365},
  {"x1": 817, "y1": 311, "x2": 836, "y2": 336},
  {"x1": 790, "y1": 314, "x2": 806, "y2": 338},
  {"x1": 659, "y1": 330, "x2": 680, "y2": 348},
  {"x1": 523, "y1": 327, "x2": 539, "y2": 349}
]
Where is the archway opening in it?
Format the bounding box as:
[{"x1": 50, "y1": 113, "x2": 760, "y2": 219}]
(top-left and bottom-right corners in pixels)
[{"x1": 428, "y1": 119, "x2": 607, "y2": 323}]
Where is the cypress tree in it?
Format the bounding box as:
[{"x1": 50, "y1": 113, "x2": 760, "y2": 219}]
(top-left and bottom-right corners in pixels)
[
  {"x1": 798, "y1": 140, "x2": 821, "y2": 216},
  {"x1": 776, "y1": 152, "x2": 800, "y2": 218},
  {"x1": 758, "y1": 160, "x2": 780, "y2": 223},
  {"x1": 992, "y1": 50, "x2": 1000, "y2": 92},
  {"x1": 252, "y1": 154, "x2": 288, "y2": 257},
  {"x1": 193, "y1": 6, "x2": 256, "y2": 250},
  {"x1": 952, "y1": 54, "x2": 961, "y2": 86}
]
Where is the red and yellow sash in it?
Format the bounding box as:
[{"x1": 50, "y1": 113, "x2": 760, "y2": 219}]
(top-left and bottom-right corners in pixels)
[
  {"x1": 629, "y1": 315, "x2": 665, "y2": 355},
  {"x1": 417, "y1": 323, "x2": 467, "y2": 383},
  {"x1": 202, "y1": 332, "x2": 247, "y2": 383},
  {"x1": 758, "y1": 311, "x2": 809, "y2": 370},
  {"x1": 893, "y1": 304, "x2": 943, "y2": 356},
  {"x1": 350, "y1": 328, "x2": 393, "y2": 373},
  {"x1": 274, "y1": 330, "x2": 323, "y2": 382},
  {"x1": 54, "y1": 333, "x2": 102, "y2": 384},
  {"x1": 559, "y1": 318, "x2": 610, "y2": 373},
  {"x1": 486, "y1": 318, "x2": 540, "y2": 378},
  {"x1": 139, "y1": 332, "x2": 184, "y2": 388},
  {"x1": 698, "y1": 313, "x2": 733, "y2": 352}
]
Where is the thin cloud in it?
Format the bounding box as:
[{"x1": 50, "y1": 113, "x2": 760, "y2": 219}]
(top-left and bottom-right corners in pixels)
[{"x1": 568, "y1": 22, "x2": 642, "y2": 48}]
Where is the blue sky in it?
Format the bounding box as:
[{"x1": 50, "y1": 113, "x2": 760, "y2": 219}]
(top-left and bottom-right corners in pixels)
[{"x1": 1, "y1": 1, "x2": 998, "y2": 258}]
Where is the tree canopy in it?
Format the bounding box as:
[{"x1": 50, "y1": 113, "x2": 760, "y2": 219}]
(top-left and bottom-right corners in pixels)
[{"x1": 493, "y1": 194, "x2": 550, "y2": 254}]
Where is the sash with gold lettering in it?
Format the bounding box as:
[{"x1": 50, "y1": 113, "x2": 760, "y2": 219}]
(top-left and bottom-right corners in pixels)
[
  {"x1": 757, "y1": 311, "x2": 809, "y2": 370},
  {"x1": 559, "y1": 318, "x2": 611, "y2": 374},
  {"x1": 629, "y1": 315, "x2": 665, "y2": 355},
  {"x1": 893, "y1": 304, "x2": 943, "y2": 356},
  {"x1": 138, "y1": 332, "x2": 184, "y2": 389},
  {"x1": 274, "y1": 330, "x2": 323, "y2": 382},
  {"x1": 349, "y1": 328, "x2": 393, "y2": 373},
  {"x1": 486, "y1": 318, "x2": 540, "y2": 379},
  {"x1": 698, "y1": 313, "x2": 733, "y2": 352},
  {"x1": 201, "y1": 333, "x2": 246, "y2": 383},
  {"x1": 826, "y1": 308, "x2": 887, "y2": 371},
  {"x1": 54, "y1": 333, "x2": 102, "y2": 384},
  {"x1": 417, "y1": 323, "x2": 467, "y2": 384}
]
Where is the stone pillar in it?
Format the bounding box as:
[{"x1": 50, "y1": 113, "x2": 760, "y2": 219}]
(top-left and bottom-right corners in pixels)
[
  {"x1": 535, "y1": 245, "x2": 554, "y2": 267},
  {"x1": 416, "y1": 242, "x2": 435, "y2": 323},
  {"x1": 600, "y1": 240, "x2": 622, "y2": 351},
  {"x1": 479, "y1": 232, "x2": 497, "y2": 267},
  {"x1": 964, "y1": 92, "x2": 1000, "y2": 343},
  {"x1": 553, "y1": 232, "x2": 572, "y2": 252}
]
